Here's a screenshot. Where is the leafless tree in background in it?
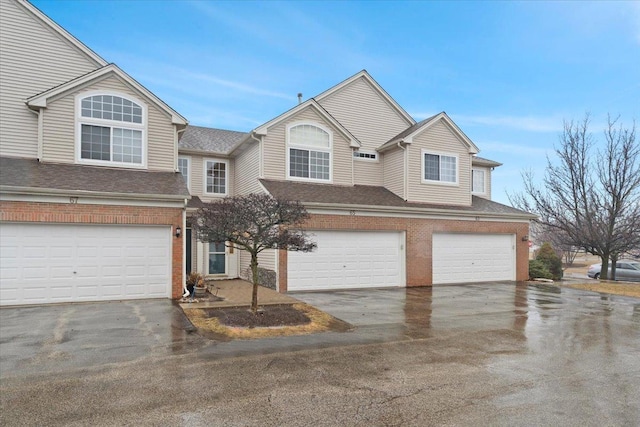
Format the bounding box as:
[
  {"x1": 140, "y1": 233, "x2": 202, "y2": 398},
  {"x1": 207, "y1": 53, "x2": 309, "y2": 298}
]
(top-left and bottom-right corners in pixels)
[{"x1": 510, "y1": 115, "x2": 639, "y2": 280}]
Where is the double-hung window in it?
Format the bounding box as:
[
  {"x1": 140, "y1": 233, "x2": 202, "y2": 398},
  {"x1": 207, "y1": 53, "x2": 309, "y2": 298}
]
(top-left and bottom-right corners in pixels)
[
  {"x1": 287, "y1": 123, "x2": 331, "y2": 182},
  {"x1": 178, "y1": 156, "x2": 190, "y2": 189},
  {"x1": 471, "y1": 168, "x2": 486, "y2": 194},
  {"x1": 77, "y1": 93, "x2": 145, "y2": 167},
  {"x1": 204, "y1": 159, "x2": 227, "y2": 195},
  {"x1": 422, "y1": 150, "x2": 458, "y2": 184}
]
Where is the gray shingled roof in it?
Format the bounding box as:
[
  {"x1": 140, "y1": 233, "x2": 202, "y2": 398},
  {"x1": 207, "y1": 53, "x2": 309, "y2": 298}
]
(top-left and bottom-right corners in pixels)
[
  {"x1": 386, "y1": 113, "x2": 439, "y2": 145},
  {"x1": 0, "y1": 156, "x2": 189, "y2": 199},
  {"x1": 259, "y1": 179, "x2": 533, "y2": 218},
  {"x1": 179, "y1": 125, "x2": 248, "y2": 154}
]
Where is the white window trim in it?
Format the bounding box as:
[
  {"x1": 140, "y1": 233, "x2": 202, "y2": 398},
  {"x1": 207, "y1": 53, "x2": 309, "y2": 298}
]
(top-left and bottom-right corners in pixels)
[
  {"x1": 286, "y1": 121, "x2": 333, "y2": 183},
  {"x1": 206, "y1": 242, "x2": 227, "y2": 276},
  {"x1": 178, "y1": 156, "x2": 191, "y2": 190},
  {"x1": 353, "y1": 148, "x2": 379, "y2": 162},
  {"x1": 203, "y1": 158, "x2": 229, "y2": 196},
  {"x1": 421, "y1": 149, "x2": 459, "y2": 186},
  {"x1": 75, "y1": 91, "x2": 147, "y2": 169},
  {"x1": 471, "y1": 168, "x2": 486, "y2": 195}
]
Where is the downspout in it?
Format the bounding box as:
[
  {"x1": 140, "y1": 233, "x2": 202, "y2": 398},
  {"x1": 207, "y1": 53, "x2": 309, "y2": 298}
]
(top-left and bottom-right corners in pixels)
[
  {"x1": 397, "y1": 142, "x2": 407, "y2": 201},
  {"x1": 175, "y1": 126, "x2": 187, "y2": 171},
  {"x1": 29, "y1": 108, "x2": 43, "y2": 161},
  {"x1": 249, "y1": 131, "x2": 263, "y2": 178},
  {"x1": 182, "y1": 207, "x2": 190, "y2": 298},
  {"x1": 177, "y1": 126, "x2": 189, "y2": 297}
]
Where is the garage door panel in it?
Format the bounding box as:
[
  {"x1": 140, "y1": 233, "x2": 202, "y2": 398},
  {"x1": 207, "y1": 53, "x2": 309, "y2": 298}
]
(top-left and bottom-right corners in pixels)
[
  {"x1": 433, "y1": 233, "x2": 515, "y2": 284},
  {"x1": 0, "y1": 224, "x2": 171, "y2": 306},
  {"x1": 288, "y1": 231, "x2": 404, "y2": 291}
]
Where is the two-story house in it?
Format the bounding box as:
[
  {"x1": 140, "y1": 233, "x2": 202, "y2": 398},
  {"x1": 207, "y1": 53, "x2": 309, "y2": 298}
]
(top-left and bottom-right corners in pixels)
[
  {"x1": 1, "y1": 0, "x2": 533, "y2": 307},
  {"x1": 0, "y1": 0, "x2": 189, "y2": 305},
  {"x1": 178, "y1": 71, "x2": 534, "y2": 292}
]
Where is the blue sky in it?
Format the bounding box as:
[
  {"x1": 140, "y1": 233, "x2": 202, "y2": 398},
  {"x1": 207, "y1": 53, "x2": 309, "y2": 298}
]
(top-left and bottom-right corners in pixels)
[{"x1": 33, "y1": 0, "x2": 640, "y2": 205}]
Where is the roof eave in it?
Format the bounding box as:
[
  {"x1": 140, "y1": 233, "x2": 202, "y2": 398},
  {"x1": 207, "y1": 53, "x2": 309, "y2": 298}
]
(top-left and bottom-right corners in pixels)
[
  {"x1": 178, "y1": 147, "x2": 230, "y2": 157},
  {"x1": 301, "y1": 201, "x2": 536, "y2": 220},
  {"x1": 0, "y1": 185, "x2": 191, "y2": 202},
  {"x1": 25, "y1": 64, "x2": 188, "y2": 126}
]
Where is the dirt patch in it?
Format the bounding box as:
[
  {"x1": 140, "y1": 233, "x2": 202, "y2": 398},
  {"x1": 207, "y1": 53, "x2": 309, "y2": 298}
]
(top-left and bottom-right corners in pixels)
[
  {"x1": 182, "y1": 303, "x2": 353, "y2": 341},
  {"x1": 558, "y1": 281, "x2": 640, "y2": 299},
  {"x1": 203, "y1": 304, "x2": 311, "y2": 328}
]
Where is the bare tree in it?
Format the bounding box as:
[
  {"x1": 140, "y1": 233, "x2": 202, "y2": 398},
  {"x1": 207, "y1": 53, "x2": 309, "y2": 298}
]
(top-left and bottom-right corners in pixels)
[
  {"x1": 192, "y1": 193, "x2": 316, "y2": 312},
  {"x1": 510, "y1": 115, "x2": 639, "y2": 280}
]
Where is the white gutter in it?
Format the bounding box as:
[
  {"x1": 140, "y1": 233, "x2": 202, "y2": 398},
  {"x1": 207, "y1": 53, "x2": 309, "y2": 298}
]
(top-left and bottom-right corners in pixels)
[
  {"x1": 178, "y1": 148, "x2": 229, "y2": 158},
  {"x1": 0, "y1": 185, "x2": 191, "y2": 202},
  {"x1": 302, "y1": 201, "x2": 536, "y2": 221}
]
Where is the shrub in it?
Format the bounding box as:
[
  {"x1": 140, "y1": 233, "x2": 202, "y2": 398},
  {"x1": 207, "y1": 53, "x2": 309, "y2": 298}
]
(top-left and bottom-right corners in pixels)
[
  {"x1": 535, "y1": 242, "x2": 563, "y2": 280},
  {"x1": 529, "y1": 259, "x2": 553, "y2": 280},
  {"x1": 186, "y1": 272, "x2": 205, "y2": 287}
]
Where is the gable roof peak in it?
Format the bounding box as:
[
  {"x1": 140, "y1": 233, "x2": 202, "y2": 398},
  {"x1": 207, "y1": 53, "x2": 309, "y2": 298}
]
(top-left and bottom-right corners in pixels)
[
  {"x1": 314, "y1": 70, "x2": 416, "y2": 126},
  {"x1": 378, "y1": 112, "x2": 479, "y2": 154},
  {"x1": 26, "y1": 63, "x2": 188, "y2": 126},
  {"x1": 253, "y1": 98, "x2": 361, "y2": 148}
]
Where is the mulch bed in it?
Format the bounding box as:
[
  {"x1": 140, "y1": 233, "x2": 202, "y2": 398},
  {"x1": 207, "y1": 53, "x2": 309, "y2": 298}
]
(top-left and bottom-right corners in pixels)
[{"x1": 202, "y1": 304, "x2": 311, "y2": 328}]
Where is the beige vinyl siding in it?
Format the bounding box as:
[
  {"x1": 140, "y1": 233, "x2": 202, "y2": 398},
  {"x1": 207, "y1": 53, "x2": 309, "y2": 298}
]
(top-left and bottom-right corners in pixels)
[
  {"x1": 0, "y1": 0, "x2": 102, "y2": 158},
  {"x1": 238, "y1": 249, "x2": 276, "y2": 280},
  {"x1": 234, "y1": 140, "x2": 262, "y2": 195},
  {"x1": 383, "y1": 147, "x2": 405, "y2": 198},
  {"x1": 317, "y1": 76, "x2": 411, "y2": 150},
  {"x1": 41, "y1": 74, "x2": 176, "y2": 171},
  {"x1": 262, "y1": 106, "x2": 352, "y2": 186},
  {"x1": 354, "y1": 160, "x2": 383, "y2": 186},
  {"x1": 187, "y1": 154, "x2": 234, "y2": 200},
  {"x1": 407, "y1": 120, "x2": 472, "y2": 206}
]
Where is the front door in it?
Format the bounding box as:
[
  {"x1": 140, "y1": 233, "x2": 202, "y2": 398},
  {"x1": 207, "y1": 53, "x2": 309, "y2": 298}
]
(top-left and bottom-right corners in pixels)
[{"x1": 208, "y1": 242, "x2": 226, "y2": 275}]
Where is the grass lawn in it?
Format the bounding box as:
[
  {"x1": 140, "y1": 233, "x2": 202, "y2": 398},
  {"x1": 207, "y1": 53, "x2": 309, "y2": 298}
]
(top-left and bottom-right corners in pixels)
[{"x1": 558, "y1": 281, "x2": 640, "y2": 299}]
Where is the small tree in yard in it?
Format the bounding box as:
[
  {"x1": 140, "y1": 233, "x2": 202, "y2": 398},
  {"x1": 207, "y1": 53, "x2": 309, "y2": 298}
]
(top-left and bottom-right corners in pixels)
[{"x1": 192, "y1": 193, "x2": 316, "y2": 313}]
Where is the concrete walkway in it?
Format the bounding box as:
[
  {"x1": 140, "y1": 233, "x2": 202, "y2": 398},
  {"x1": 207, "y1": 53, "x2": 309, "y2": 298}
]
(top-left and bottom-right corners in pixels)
[{"x1": 178, "y1": 279, "x2": 298, "y2": 309}]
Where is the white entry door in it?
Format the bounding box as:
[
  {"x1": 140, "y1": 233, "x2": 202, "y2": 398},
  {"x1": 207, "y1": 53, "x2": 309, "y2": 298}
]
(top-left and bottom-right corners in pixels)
[
  {"x1": 432, "y1": 233, "x2": 515, "y2": 284},
  {"x1": 288, "y1": 231, "x2": 404, "y2": 291},
  {"x1": 0, "y1": 223, "x2": 172, "y2": 306}
]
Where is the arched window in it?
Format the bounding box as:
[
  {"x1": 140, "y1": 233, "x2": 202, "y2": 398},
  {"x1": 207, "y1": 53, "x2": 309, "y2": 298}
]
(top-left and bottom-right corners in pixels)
[
  {"x1": 287, "y1": 123, "x2": 331, "y2": 181},
  {"x1": 77, "y1": 93, "x2": 145, "y2": 166}
]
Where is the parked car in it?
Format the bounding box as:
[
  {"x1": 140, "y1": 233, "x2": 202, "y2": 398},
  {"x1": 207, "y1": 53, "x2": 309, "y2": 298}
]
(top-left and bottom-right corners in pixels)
[{"x1": 587, "y1": 260, "x2": 640, "y2": 282}]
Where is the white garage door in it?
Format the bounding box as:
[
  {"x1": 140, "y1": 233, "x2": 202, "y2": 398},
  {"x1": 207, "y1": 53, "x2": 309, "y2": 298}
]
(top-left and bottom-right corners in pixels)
[
  {"x1": 0, "y1": 223, "x2": 172, "y2": 306},
  {"x1": 288, "y1": 231, "x2": 404, "y2": 291},
  {"x1": 432, "y1": 233, "x2": 515, "y2": 284}
]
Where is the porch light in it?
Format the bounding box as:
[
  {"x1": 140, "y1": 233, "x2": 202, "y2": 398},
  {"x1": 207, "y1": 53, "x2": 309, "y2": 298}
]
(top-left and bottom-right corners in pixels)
[
  {"x1": 175, "y1": 226, "x2": 182, "y2": 238},
  {"x1": 522, "y1": 235, "x2": 529, "y2": 242}
]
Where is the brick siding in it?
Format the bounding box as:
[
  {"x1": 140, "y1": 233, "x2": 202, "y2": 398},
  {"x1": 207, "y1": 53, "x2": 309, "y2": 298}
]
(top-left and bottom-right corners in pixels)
[
  {"x1": 278, "y1": 213, "x2": 529, "y2": 292},
  {"x1": 1, "y1": 201, "x2": 185, "y2": 298}
]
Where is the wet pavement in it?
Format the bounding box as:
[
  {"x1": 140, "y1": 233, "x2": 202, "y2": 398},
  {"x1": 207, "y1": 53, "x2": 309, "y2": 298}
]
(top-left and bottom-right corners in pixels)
[{"x1": 1, "y1": 282, "x2": 639, "y2": 426}]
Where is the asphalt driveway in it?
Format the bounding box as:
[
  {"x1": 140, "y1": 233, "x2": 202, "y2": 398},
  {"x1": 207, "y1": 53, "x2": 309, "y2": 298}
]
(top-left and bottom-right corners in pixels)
[{"x1": 1, "y1": 282, "x2": 639, "y2": 426}]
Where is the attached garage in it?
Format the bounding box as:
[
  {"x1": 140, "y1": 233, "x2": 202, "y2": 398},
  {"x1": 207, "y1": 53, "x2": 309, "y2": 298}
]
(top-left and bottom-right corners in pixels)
[
  {"x1": 432, "y1": 233, "x2": 516, "y2": 284},
  {"x1": 0, "y1": 223, "x2": 172, "y2": 306},
  {"x1": 287, "y1": 230, "x2": 405, "y2": 291}
]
